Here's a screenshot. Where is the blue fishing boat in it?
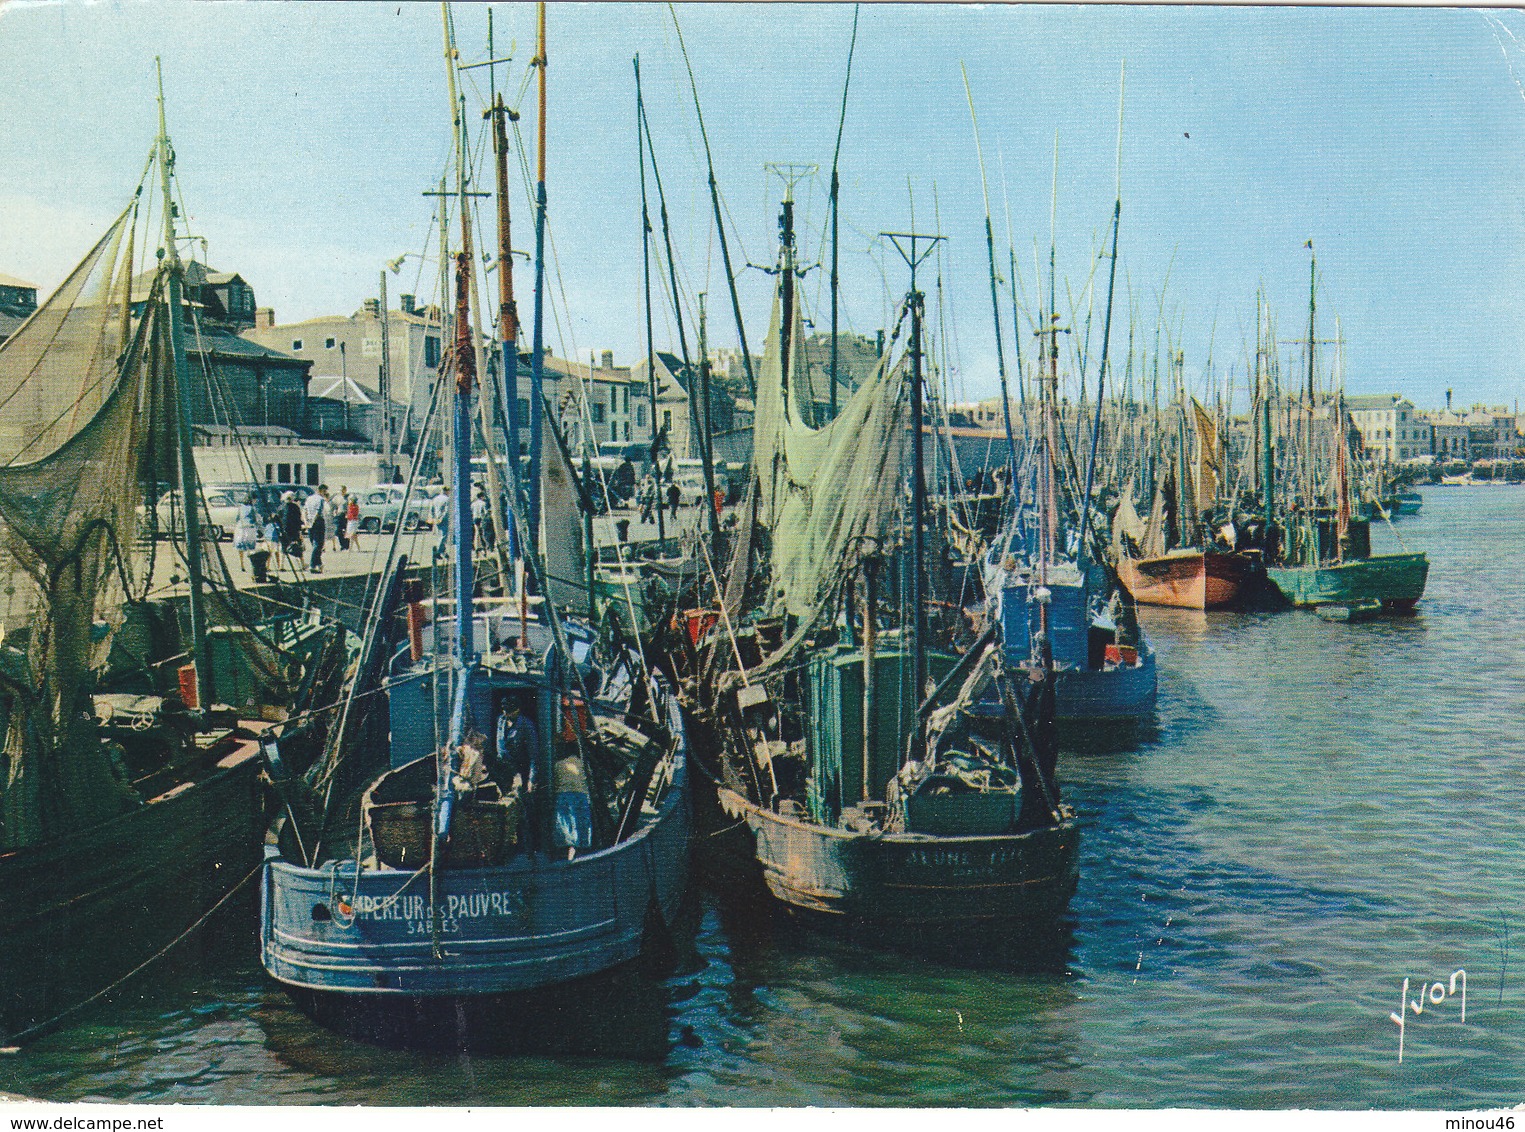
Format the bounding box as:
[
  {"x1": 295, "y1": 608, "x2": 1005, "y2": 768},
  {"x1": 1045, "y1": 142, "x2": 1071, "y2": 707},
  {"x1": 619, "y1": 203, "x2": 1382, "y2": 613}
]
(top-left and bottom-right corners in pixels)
[{"x1": 260, "y1": 8, "x2": 689, "y2": 1048}]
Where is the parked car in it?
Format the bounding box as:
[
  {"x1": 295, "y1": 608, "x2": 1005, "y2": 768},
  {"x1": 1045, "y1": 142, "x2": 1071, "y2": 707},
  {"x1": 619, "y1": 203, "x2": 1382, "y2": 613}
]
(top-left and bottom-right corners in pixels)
[
  {"x1": 673, "y1": 474, "x2": 710, "y2": 507},
  {"x1": 142, "y1": 487, "x2": 241, "y2": 541},
  {"x1": 356, "y1": 485, "x2": 429, "y2": 533}
]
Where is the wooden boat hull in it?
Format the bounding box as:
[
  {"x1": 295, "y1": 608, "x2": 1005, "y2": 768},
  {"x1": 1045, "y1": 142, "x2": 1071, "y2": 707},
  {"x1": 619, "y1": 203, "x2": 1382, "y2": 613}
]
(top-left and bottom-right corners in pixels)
[
  {"x1": 1265, "y1": 552, "x2": 1429, "y2": 610},
  {"x1": 1116, "y1": 551, "x2": 1252, "y2": 610},
  {"x1": 0, "y1": 741, "x2": 265, "y2": 1045},
  {"x1": 262, "y1": 762, "x2": 689, "y2": 1003},
  {"x1": 715, "y1": 786, "x2": 1078, "y2": 943},
  {"x1": 1053, "y1": 645, "x2": 1159, "y2": 727}
]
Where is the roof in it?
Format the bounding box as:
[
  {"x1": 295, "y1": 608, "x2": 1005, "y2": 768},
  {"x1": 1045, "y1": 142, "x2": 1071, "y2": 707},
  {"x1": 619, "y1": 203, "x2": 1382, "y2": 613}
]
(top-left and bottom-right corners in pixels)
[
  {"x1": 0, "y1": 273, "x2": 37, "y2": 290},
  {"x1": 308, "y1": 375, "x2": 377, "y2": 404},
  {"x1": 193, "y1": 423, "x2": 300, "y2": 440},
  {"x1": 189, "y1": 330, "x2": 308, "y2": 366},
  {"x1": 1345, "y1": 394, "x2": 1411, "y2": 411}
]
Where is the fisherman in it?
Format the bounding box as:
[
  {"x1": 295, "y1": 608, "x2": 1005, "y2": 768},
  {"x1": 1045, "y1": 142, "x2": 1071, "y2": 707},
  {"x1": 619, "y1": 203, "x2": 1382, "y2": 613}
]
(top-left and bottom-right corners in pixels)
[{"x1": 494, "y1": 694, "x2": 539, "y2": 792}]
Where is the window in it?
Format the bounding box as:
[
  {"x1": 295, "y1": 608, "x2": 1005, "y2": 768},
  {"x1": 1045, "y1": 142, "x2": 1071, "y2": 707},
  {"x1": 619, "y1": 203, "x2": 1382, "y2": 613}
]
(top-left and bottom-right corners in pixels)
[
  {"x1": 307, "y1": 463, "x2": 320, "y2": 486},
  {"x1": 278, "y1": 462, "x2": 291, "y2": 483},
  {"x1": 636, "y1": 404, "x2": 647, "y2": 428},
  {"x1": 325, "y1": 337, "x2": 336, "y2": 349},
  {"x1": 517, "y1": 397, "x2": 529, "y2": 423},
  {"x1": 292, "y1": 339, "x2": 303, "y2": 351},
  {"x1": 663, "y1": 410, "x2": 672, "y2": 431},
  {"x1": 591, "y1": 402, "x2": 606, "y2": 424},
  {"x1": 424, "y1": 335, "x2": 441, "y2": 368},
  {"x1": 265, "y1": 464, "x2": 274, "y2": 482}
]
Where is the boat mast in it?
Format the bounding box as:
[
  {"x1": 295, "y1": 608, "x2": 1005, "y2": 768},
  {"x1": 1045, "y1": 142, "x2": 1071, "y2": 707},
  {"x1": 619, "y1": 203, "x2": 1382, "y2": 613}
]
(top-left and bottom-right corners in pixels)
[
  {"x1": 828, "y1": 6, "x2": 859, "y2": 423},
  {"x1": 882, "y1": 230, "x2": 943, "y2": 762},
  {"x1": 1076, "y1": 62, "x2": 1126, "y2": 573},
  {"x1": 1258, "y1": 291, "x2": 1274, "y2": 536},
  {"x1": 961, "y1": 64, "x2": 1019, "y2": 485},
  {"x1": 529, "y1": 0, "x2": 548, "y2": 540},
  {"x1": 633, "y1": 55, "x2": 666, "y2": 542},
  {"x1": 488, "y1": 90, "x2": 522, "y2": 563},
  {"x1": 1304, "y1": 240, "x2": 1318, "y2": 562},
  {"x1": 154, "y1": 59, "x2": 213, "y2": 708},
  {"x1": 441, "y1": 6, "x2": 476, "y2": 662},
  {"x1": 671, "y1": 10, "x2": 757, "y2": 398}
]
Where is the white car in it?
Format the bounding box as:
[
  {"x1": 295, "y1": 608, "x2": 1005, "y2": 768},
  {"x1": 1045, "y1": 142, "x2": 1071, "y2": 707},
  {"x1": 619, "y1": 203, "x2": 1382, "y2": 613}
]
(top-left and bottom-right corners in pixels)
[
  {"x1": 356, "y1": 485, "x2": 429, "y2": 533},
  {"x1": 142, "y1": 487, "x2": 243, "y2": 541}
]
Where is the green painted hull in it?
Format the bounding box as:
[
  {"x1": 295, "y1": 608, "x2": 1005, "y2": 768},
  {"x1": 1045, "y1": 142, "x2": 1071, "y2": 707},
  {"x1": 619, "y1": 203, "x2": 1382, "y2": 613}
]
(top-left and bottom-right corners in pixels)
[{"x1": 1265, "y1": 552, "x2": 1429, "y2": 609}]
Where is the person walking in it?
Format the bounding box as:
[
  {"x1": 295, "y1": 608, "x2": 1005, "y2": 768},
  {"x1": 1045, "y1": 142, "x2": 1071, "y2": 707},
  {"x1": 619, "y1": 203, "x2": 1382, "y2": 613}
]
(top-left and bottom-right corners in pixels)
[
  {"x1": 303, "y1": 484, "x2": 329, "y2": 573},
  {"x1": 345, "y1": 490, "x2": 361, "y2": 552},
  {"x1": 667, "y1": 479, "x2": 680, "y2": 522},
  {"x1": 637, "y1": 475, "x2": 655, "y2": 525},
  {"x1": 233, "y1": 492, "x2": 259, "y2": 572},
  {"x1": 334, "y1": 487, "x2": 351, "y2": 550},
  {"x1": 280, "y1": 491, "x2": 303, "y2": 561},
  {"x1": 471, "y1": 486, "x2": 488, "y2": 551}
]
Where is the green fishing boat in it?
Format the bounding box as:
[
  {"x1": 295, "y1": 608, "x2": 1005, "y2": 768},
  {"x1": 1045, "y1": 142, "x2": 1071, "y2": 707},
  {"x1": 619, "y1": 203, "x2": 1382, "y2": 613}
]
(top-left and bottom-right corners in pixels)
[
  {"x1": 1261, "y1": 246, "x2": 1428, "y2": 613},
  {"x1": 1265, "y1": 550, "x2": 1428, "y2": 610}
]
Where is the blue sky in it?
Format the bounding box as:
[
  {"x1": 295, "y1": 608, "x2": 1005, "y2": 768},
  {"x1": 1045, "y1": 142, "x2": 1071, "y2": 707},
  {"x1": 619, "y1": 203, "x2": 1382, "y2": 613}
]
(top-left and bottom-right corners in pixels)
[{"x1": 3, "y1": 3, "x2": 1525, "y2": 411}]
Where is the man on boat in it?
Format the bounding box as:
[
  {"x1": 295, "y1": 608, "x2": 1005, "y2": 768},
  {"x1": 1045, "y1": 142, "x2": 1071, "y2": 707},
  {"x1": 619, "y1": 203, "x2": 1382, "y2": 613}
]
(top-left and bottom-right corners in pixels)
[{"x1": 494, "y1": 696, "x2": 539, "y2": 794}]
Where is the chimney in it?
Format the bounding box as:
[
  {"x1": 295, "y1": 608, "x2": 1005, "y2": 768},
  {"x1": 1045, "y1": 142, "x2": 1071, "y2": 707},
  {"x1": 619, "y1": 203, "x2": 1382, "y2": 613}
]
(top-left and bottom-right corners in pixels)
[
  {"x1": 400, "y1": 294, "x2": 416, "y2": 316},
  {"x1": 362, "y1": 297, "x2": 380, "y2": 317},
  {"x1": 601, "y1": 349, "x2": 614, "y2": 370},
  {"x1": 255, "y1": 306, "x2": 275, "y2": 329},
  {"x1": 1446, "y1": 388, "x2": 1452, "y2": 412}
]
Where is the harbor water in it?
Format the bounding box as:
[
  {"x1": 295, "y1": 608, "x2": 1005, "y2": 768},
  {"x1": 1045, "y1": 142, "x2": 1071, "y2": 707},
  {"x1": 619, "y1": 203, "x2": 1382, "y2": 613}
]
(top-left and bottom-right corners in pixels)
[{"x1": 3, "y1": 485, "x2": 1522, "y2": 1107}]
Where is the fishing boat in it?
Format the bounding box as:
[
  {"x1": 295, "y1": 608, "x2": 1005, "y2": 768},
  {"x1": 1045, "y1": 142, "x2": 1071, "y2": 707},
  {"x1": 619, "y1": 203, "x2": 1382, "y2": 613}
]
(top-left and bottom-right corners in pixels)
[
  {"x1": 0, "y1": 82, "x2": 350, "y2": 1046},
  {"x1": 1115, "y1": 549, "x2": 1251, "y2": 611},
  {"x1": 260, "y1": 9, "x2": 689, "y2": 1048},
  {"x1": 680, "y1": 195, "x2": 1077, "y2": 953},
  {"x1": 1262, "y1": 248, "x2": 1428, "y2": 612},
  {"x1": 1111, "y1": 401, "x2": 1255, "y2": 610}
]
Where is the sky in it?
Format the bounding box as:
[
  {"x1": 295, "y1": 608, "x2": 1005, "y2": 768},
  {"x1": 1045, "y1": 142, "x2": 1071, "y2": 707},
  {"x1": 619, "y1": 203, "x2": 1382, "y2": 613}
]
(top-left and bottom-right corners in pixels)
[{"x1": 3, "y1": 2, "x2": 1525, "y2": 413}]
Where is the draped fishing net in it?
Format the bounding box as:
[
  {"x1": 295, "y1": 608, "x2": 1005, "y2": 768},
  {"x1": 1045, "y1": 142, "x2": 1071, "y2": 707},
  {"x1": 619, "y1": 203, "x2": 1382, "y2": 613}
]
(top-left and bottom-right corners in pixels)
[
  {"x1": 0, "y1": 205, "x2": 183, "y2": 848},
  {"x1": 751, "y1": 288, "x2": 910, "y2": 625}
]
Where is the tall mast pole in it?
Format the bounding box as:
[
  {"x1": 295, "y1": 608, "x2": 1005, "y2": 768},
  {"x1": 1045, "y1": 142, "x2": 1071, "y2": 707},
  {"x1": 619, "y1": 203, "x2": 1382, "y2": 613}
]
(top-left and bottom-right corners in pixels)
[
  {"x1": 882, "y1": 230, "x2": 943, "y2": 763},
  {"x1": 828, "y1": 5, "x2": 859, "y2": 422},
  {"x1": 529, "y1": 0, "x2": 548, "y2": 541},
  {"x1": 670, "y1": 9, "x2": 757, "y2": 398},
  {"x1": 441, "y1": 5, "x2": 474, "y2": 663},
  {"x1": 961, "y1": 64, "x2": 1019, "y2": 486},
  {"x1": 155, "y1": 59, "x2": 213, "y2": 707},
  {"x1": 379, "y1": 269, "x2": 394, "y2": 482},
  {"x1": 1076, "y1": 62, "x2": 1125, "y2": 574},
  {"x1": 633, "y1": 56, "x2": 665, "y2": 542},
  {"x1": 488, "y1": 90, "x2": 522, "y2": 562}
]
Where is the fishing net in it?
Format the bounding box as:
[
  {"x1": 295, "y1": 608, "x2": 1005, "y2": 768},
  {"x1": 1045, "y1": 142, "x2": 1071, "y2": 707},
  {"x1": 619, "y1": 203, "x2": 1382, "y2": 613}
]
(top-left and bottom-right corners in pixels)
[
  {"x1": 751, "y1": 289, "x2": 910, "y2": 624},
  {"x1": 0, "y1": 205, "x2": 183, "y2": 848}
]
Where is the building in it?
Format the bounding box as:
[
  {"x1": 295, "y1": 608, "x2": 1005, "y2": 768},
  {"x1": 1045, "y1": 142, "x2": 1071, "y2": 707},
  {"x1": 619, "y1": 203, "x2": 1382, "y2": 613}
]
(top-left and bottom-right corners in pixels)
[
  {"x1": 134, "y1": 261, "x2": 312, "y2": 435},
  {"x1": 243, "y1": 295, "x2": 444, "y2": 447},
  {"x1": 1347, "y1": 394, "x2": 1428, "y2": 464},
  {"x1": 1419, "y1": 410, "x2": 1471, "y2": 461},
  {"x1": 1460, "y1": 404, "x2": 1519, "y2": 460},
  {"x1": 305, "y1": 374, "x2": 408, "y2": 452},
  {"x1": 0, "y1": 272, "x2": 38, "y2": 344}
]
